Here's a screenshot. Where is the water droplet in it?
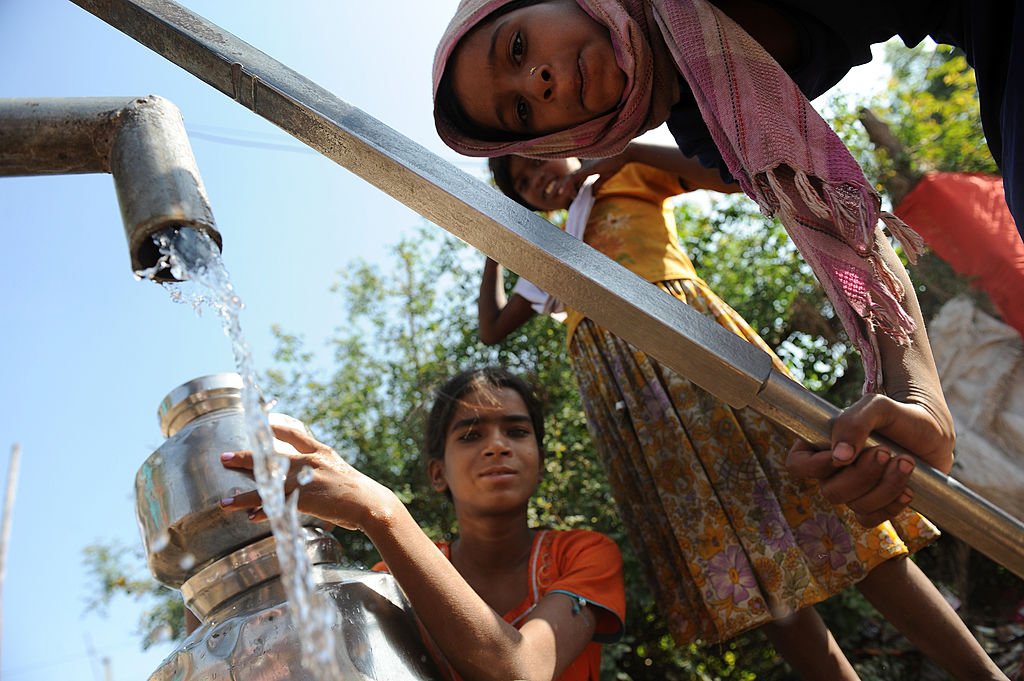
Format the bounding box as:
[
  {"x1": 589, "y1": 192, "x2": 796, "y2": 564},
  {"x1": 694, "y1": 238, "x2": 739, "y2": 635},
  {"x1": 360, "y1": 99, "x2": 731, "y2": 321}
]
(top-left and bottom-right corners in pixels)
[
  {"x1": 146, "y1": 623, "x2": 173, "y2": 645},
  {"x1": 152, "y1": 531, "x2": 170, "y2": 552},
  {"x1": 297, "y1": 465, "x2": 314, "y2": 486}
]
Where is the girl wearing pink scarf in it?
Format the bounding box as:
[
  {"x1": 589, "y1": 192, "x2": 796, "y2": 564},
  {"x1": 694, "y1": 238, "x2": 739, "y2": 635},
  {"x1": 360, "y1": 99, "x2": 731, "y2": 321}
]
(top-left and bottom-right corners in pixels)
[
  {"x1": 433, "y1": 2, "x2": 1008, "y2": 679},
  {"x1": 432, "y1": 0, "x2": 958, "y2": 509},
  {"x1": 433, "y1": 0, "x2": 938, "y2": 388}
]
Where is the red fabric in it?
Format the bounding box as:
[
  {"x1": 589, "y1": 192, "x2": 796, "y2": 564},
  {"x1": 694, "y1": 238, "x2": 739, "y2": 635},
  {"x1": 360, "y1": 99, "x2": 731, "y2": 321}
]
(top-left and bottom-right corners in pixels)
[
  {"x1": 373, "y1": 528, "x2": 625, "y2": 681},
  {"x1": 894, "y1": 171, "x2": 1024, "y2": 338}
]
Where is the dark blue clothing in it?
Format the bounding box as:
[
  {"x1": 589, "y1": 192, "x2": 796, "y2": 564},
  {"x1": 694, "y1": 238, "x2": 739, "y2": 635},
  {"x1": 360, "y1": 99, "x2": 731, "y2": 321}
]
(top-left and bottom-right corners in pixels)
[{"x1": 666, "y1": 0, "x2": 1023, "y2": 239}]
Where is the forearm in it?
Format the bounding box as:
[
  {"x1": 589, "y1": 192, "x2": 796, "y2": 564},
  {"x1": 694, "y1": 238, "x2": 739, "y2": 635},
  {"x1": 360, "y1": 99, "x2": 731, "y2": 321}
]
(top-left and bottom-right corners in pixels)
[
  {"x1": 478, "y1": 258, "x2": 507, "y2": 344},
  {"x1": 478, "y1": 258, "x2": 536, "y2": 344},
  {"x1": 621, "y1": 142, "x2": 740, "y2": 193},
  {"x1": 874, "y1": 234, "x2": 948, "y2": 412},
  {"x1": 871, "y1": 230, "x2": 955, "y2": 467},
  {"x1": 784, "y1": 233, "x2": 956, "y2": 521},
  {"x1": 363, "y1": 507, "x2": 542, "y2": 681}
]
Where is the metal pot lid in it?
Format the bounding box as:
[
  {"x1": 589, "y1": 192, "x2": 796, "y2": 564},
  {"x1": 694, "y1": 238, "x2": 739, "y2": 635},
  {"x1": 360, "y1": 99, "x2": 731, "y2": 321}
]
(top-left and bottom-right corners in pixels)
[{"x1": 158, "y1": 373, "x2": 243, "y2": 437}]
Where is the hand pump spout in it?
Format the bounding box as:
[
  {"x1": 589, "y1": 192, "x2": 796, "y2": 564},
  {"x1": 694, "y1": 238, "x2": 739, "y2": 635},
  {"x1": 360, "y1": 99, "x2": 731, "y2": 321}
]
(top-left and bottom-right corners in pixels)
[{"x1": 0, "y1": 95, "x2": 220, "y2": 280}]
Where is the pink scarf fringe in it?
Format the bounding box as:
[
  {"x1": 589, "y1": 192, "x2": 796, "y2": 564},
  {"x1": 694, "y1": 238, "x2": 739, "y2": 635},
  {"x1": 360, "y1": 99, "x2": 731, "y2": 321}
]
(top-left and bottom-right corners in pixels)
[{"x1": 649, "y1": 0, "x2": 922, "y2": 390}]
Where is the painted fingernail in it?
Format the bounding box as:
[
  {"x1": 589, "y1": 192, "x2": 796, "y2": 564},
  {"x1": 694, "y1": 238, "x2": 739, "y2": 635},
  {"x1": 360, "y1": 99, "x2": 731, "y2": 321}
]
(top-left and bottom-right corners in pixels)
[
  {"x1": 221, "y1": 452, "x2": 235, "y2": 461},
  {"x1": 833, "y1": 442, "x2": 855, "y2": 463},
  {"x1": 875, "y1": 449, "x2": 891, "y2": 465},
  {"x1": 897, "y1": 458, "x2": 914, "y2": 475},
  {"x1": 220, "y1": 497, "x2": 234, "y2": 507}
]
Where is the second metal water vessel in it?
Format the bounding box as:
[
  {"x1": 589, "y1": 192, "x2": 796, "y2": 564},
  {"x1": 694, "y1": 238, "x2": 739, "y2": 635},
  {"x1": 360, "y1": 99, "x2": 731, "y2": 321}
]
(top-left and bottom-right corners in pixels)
[{"x1": 136, "y1": 374, "x2": 443, "y2": 681}]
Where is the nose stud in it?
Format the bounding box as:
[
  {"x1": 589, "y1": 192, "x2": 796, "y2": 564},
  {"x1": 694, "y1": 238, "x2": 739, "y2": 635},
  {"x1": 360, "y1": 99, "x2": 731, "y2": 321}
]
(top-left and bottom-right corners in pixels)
[{"x1": 530, "y1": 66, "x2": 537, "y2": 76}]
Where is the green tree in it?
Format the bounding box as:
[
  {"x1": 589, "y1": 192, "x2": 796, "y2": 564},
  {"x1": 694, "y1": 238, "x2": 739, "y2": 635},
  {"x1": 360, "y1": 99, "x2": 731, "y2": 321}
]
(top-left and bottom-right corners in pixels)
[
  {"x1": 82, "y1": 541, "x2": 184, "y2": 649},
  {"x1": 675, "y1": 194, "x2": 862, "y2": 405},
  {"x1": 85, "y1": 222, "x2": 788, "y2": 678}
]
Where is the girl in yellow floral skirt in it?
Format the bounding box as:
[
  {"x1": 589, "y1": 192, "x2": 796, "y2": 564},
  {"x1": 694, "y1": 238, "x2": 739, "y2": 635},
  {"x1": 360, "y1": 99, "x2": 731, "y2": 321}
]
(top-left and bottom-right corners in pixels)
[{"x1": 478, "y1": 143, "x2": 1005, "y2": 680}]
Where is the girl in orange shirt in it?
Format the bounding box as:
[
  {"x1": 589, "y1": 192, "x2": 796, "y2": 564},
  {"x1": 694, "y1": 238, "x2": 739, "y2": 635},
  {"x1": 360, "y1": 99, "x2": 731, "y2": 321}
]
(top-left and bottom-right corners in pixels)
[{"x1": 219, "y1": 366, "x2": 625, "y2": 681}]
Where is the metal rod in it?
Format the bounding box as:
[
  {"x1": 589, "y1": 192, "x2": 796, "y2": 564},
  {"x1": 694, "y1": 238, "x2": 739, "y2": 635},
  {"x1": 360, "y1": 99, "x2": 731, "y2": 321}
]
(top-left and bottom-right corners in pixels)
[
  {"x1": 68, "y1": 0, "x2": 1024, "y2": 577},
  {"x1": 754, "y1": 370, "x2": 1024, "y2": 564}
]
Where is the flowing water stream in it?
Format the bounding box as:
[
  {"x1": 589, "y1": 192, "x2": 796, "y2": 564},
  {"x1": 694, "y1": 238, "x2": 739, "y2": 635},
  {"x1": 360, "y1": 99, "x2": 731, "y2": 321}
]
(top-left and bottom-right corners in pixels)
[{"x1": 139, "y1": 226, "x2": 343, "y2": 681}]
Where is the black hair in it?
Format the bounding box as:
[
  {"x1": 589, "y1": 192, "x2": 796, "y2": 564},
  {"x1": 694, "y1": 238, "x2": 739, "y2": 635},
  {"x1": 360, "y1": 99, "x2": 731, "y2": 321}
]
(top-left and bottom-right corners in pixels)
[
  {"x1": 488, "y1": 156, "x2": 541, "y2": 211},
  {"x1": 423, "y1": 366, "x2": 546, "y2": 464},
  {"x1": 435, "y1": 0, "x2": 551, "y2": 143}
]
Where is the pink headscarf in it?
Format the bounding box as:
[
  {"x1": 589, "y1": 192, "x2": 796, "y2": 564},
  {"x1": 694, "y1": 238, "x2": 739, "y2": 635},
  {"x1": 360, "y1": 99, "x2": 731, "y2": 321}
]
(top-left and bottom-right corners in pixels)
[
  {"x1": 432, "y1": 0, "x2": 679, "y2": 158},
  {"x1": 433, "y1": 0, "x2": 923, "y2": 392}
]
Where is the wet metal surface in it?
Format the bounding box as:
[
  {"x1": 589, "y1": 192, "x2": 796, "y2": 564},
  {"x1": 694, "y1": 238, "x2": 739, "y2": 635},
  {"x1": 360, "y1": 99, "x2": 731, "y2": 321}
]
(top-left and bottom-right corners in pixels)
[{"x1": 155, "y1": 532, "x2": 444, "y2": 681}]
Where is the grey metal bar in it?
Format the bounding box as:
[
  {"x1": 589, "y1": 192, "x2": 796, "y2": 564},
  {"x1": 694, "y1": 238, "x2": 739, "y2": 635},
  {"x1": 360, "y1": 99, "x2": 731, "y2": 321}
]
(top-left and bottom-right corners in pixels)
[
  {"x1": 68, "y1": 0, "x2": 1024, "y2": 577},
  {"x1": 754, "y1": 370, "x2": 1024, "y2": 564}
]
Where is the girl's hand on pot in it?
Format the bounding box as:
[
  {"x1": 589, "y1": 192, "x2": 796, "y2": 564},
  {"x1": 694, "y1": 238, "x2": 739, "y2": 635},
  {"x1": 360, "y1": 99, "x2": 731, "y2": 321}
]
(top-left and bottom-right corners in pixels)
[{"x1": 218, "y1": 421, "x2": 400, "y2": 532}]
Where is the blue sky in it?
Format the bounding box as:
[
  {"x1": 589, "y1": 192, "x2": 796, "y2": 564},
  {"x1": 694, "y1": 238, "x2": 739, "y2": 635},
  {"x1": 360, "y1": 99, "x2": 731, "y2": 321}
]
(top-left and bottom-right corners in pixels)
[
  {"x1": 0, "y1": 2, "x2": 892, "y2": 679},
  {"x1": 0, "y1": 1, "x2": 482, "y2": 679}
]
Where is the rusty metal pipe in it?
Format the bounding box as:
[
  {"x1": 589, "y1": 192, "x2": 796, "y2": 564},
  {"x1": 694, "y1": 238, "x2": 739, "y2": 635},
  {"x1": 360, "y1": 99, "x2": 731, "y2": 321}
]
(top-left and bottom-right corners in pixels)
[{"x1": 0, "y1": 95, "x2": 220, "y2": 280}]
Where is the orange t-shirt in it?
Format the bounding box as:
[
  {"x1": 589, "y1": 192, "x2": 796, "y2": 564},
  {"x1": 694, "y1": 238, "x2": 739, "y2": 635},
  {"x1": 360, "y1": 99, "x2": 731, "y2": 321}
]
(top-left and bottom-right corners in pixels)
[{"x1": 373, "y1": 528, "x2": 625, "y2": 681}]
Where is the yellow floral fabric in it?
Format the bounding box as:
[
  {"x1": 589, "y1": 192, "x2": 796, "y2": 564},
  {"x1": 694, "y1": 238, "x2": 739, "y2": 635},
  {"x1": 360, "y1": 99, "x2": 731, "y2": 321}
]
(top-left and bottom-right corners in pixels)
[
  {"x1": 563, "y1": 163, "x2": 699, "y2": 340},
  {"x1": 568, "y1": 278, "x2": 939, "y2": 644}
]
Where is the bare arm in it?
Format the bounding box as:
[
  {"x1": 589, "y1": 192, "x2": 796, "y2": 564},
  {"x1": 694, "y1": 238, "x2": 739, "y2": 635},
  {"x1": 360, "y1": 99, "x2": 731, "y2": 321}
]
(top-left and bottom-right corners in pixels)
[
  {"x1": 787, "y1": 228, "x2": 955, "y2": 526},
  {"x1": 220, "y1": 424, "x2": 600, "y2": 681},
  {"x1": 479, "y1": 257, "x2": 537, "y2": 345},
  {"x1": 368, "y1": 503, "x2": 599, "y2": 681},
  {"x1": 562, "y1": 142, "x2": 742, "y2": 195}
]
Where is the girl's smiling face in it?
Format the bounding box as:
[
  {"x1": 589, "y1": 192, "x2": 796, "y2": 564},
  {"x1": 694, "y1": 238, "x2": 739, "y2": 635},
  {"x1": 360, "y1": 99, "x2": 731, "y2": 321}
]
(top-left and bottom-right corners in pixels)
[
  {"x1": 450, "y1": 0, "x2": 625, "y2": 139},
  {"x1": 507, "y1": 155, "x2": 580, "y2": 211}
]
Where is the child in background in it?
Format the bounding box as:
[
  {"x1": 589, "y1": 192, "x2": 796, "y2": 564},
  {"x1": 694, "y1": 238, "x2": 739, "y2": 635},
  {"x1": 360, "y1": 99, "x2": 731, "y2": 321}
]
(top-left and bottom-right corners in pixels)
[
  {"x1": 479, "y1": 145, "x2": 1007, "y2": 680},
  {"x1": 219, "y1": 366, "x2": 625, "y2": 681},
  {"x1": 431, "y1": 0, "x2": 980, "y2": 534}
]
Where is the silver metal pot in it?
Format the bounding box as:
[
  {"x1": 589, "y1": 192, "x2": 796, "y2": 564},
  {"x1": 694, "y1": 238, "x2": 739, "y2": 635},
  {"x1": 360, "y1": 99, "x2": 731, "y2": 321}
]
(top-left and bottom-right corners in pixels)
[
  {"x1": 138, "y1": 374, "x2": 444, "y2": 680},
  {"x1": 135, "y1": 373, "x2": 329, "y2": 587},
  {"x1": 151, "y1": 528, "x2": 443, "y2": 681}
]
